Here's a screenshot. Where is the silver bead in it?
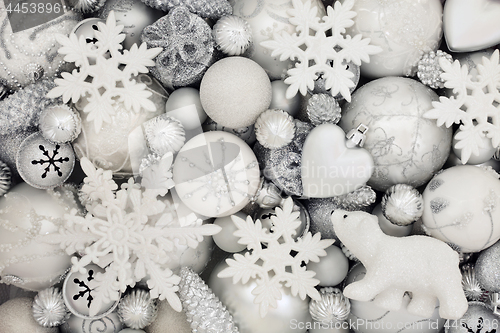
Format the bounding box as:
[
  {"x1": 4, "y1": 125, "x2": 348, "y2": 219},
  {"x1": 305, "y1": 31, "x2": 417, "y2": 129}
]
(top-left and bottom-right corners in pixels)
[
  {"x1": 117, "y1": 289, "x2": 158, "y2": 330},
  {"x1": 309, "y1": 287, "x2": 350, "y2": 323},
  {"x1": 23, "y1": 63, "x2": 45, "y2": 84},
  {"x1": 33, "y1": 287, "x2": 70, "y2": 327}
]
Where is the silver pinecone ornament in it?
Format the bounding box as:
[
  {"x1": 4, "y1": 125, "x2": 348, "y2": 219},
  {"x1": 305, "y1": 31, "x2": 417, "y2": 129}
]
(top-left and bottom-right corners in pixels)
[
  {"x1": 178, "y1": 267, "x2": 239, "y2": 333},
  {"x1": 337, "y1": 185, "x2": 376, "y2": 211}
]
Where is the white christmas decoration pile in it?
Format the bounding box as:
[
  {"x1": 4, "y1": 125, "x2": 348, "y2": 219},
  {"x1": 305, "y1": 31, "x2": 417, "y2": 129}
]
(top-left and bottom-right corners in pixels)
[
  {"x1": 42, "y1": 157, "x2": 221, "y2": 317},
  {"x1": 424, "y1": 49, "x2": 500, "y2": 163},
  {"x1": 218, "y1": 197, "x2": 334, "y2": 317},
  {"x1": 260, "y1": 0, "x2": 381, "y2": 101},
  {"x1": 47, "y1": 11, "x2": 162, "y2": 132}
]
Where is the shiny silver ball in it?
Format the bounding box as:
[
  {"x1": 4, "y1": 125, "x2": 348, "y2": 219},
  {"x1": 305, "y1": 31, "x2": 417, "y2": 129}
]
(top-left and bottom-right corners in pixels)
[
  {"x1": 117, "y1": 289, "x2": 158, "y2": 330},
  {"x1": 309, "y1": 287, "x2": 350, "y2": 323},
  {"x1": 32, "y1": 287, "x2": 70, "y2": 327}
]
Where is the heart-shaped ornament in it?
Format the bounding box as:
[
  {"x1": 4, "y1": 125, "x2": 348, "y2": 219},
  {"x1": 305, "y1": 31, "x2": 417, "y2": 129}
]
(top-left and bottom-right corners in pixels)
[
  {"x1": 301, "y1": 124, "x2": 374, "y2": 198},
  {"x1": 444, "y1": 0, "x2": 500, "y2": 52}
]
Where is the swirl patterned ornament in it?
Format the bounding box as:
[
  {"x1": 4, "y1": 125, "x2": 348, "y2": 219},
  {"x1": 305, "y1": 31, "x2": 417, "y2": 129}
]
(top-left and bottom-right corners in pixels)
[{"x1": 61, "y1": 313, "x2": 123, "y2": 333}]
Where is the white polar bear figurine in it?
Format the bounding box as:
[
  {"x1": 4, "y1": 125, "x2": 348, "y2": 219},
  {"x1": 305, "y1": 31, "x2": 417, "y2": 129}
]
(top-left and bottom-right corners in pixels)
[{"x1": 331, "y1": 210, "x2": 468, "y2": 320}]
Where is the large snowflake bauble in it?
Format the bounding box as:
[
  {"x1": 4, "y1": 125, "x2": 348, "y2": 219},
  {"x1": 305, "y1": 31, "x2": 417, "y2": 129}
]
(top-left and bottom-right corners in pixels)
[
  {"x1": 42, "y1": 157, "x2": 221, "y2": 316},
  {"x1": 47, "y1": 11, "x2": 162, "y2": 133},
  {"x1": 424, "y1": 49, "x2": 500, "y2": 164},
  {"x1": 260, "y1": 0, "x2": 381, "y2": 101},
  {"x1": 218, "y1": 197, "x2": 334, "y2": 317}
]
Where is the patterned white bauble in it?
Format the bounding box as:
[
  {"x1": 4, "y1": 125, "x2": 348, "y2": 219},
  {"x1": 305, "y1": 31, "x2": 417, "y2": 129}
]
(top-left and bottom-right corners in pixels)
[
  {"x1": 172, "y1": 131, "x2": 261, "y2": 217},
  {"x1": 208, "y1": 261, "x2": 312, "y2": 333},
  {"x1": 0, "y1": 297, "x2": 58, "y2": 333},
  {"x1": 345, "y1": 264, "x2": 445, "y2": 333},
  {"x1": 444, "y1": 302, "x2": 498, "y2": 333},
  {"x1": 422, "y1": 165, "x2": 500, "y2": 253},
  {"x1": 347, "y1": 0, "x2": 443, "y2": 78},
  {"x1": 61, "y1": 312, "x2": 123, "y2": 333},
  {"x1": 231, "y1": 0, "x2": 326, "y2": 80},
  {"x1": 0, "y1": 183, "x2": 79, "y2": 291},
  {"x1": 340, "y1": 77, "x2": 452, "y2": 192},
  {"x1": 72, "y1": 74, "x2": 167, "y2": 176}
]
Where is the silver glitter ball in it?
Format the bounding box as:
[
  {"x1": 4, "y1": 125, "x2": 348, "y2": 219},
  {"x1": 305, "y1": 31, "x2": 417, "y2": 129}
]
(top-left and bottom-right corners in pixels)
[
  {"x1": 33, "y1": 287, "x2": 70, "y2": 327},
  {"x1": 445, "y1": 302, "x2": 498, "y2": 333},
  {"x1": 417, "y1": 50, "x2": 453, "y2": 89},
  {"x1": 306, "y1": 93, "x2": 341, "y2": 126},
  {"x1": 475, "y1": 240, "x2": 500, "y2": 293},
  {"x1": 309, "y1": 287, "x2": 350, "y2": 323},
  {"x1": 117, "y1": 289, "x2": 158, "y2": 330}
]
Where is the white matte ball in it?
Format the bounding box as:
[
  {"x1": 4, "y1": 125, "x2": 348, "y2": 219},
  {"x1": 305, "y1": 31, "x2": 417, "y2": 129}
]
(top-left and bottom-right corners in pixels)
[
  {"x1": 0, "y1": 298, "x2": 58, "y2": 333},
  {"x1": 269, "y1": 80, "x2": 302, "y2": 118},
  {"x1": 306, "y1": 245, "x2": 349, "y2": 287},
  {"x1": 144, "y1": 300, "x2": 191, "y2": 333},
  {"x1": 213, "y1": 212, "x2": 248, "y2": 253},
  {"x1": 200, "y1": 57, "x2": 272, "y2": 129},
  {"x1": 165, "y1": 88, "x2": 207, "y2": 131},
  {"x1": 373, "y1": 204, "x2": 413, "y2": 237}
]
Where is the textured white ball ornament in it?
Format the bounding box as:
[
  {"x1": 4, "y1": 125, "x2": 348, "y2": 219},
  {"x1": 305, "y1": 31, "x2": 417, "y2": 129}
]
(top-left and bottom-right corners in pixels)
[
  {"x1": 213, "y1": 212, "x2": 248, "y2": 253},
  {"x1": 0, "y1": 183, "x2": 77, "y2": 291},
  {"x1": 422, "y1": 165, "x2": 500, "y2": 253},
  {"x1": 199, "y1": 57, "x2": 272, "y2": 129},
  {"x1": 60, "y1": 312, "x2": 123, "y2": 333},
  {"x1": 165, "y1": 88, "x2": 207, "y2": 131},
  {"x1": 340, "y1": 77, "x2": 452, "y2": 192},
  {"x1": 347, "y1": 0, "x2": 443, "y2": 78},
  {"x1": 0, "y1": 297, "x2": 58, "y2": 333},
  {"x1": 209, "y1": 261, "x2": 311, "y2": 333},
  {"x1": 306, "y1": 245, "x2": 349, "y2": 287}
]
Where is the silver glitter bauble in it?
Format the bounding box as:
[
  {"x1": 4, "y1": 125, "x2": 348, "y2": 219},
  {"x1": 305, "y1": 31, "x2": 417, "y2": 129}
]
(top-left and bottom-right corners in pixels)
[
  {"x1": 140, "y1": 0, "x2": 232, "y2": 19},
  {"x1": 179, "y1": 267, "x2": 239, "y2": 333},
  {"x1": 381, "y1": 184, "x2": 423, "y2": 226},
  {"x1": 39, "y1": 105, "x2": 82, "y2": 144},
  {"x1": 445, "y1": 302, "x2": 497, "y2": 333},
  {"x1": 141, "y1": 6, "x2": 214, "y2": 90},
  {"x1": 306, "y1": 94, "x2": 341, "y2": 126},
  {"x1": 309, "y1": 287, "x2": 350, "y2": 323},
  {"x1": 254, "y1": 109, "x2": 295, "y2": 149},
  {"x1": 143, "y1": 114, "x2": 186, "y2": 155},
  {"x1": 213, "y1": 15, "x2": 252, "y2": 56},
  {"x1": 461, "y1": 265, "x2": 486, "y2": 302},
  {"x1": 68, "y1": 0, "x2": 106, "y2": 12},
  {"x1": 117, "y1": 289, "x2": 158, "y2": 330},
  {"x1": 0, "y1": 160, "x2": 11, "y2": 197},
  {"x1": 336, "y1": 185, "x2": 376, "y2": 211},
  {"x1": 417, "y1": 50, "x2": 453, "y2": 89},
  {"x1": 475, "y1": 240, "x2": 500, "y2": 293},
  {"x1": 33, "y1": 287, "x2": 70, "y2": 327}
]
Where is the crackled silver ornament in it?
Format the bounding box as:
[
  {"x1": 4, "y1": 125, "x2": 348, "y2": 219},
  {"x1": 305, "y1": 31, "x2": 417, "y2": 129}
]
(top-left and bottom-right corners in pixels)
[
  {"x1": 141, "y1": 7, "x2": 214, "y2": 90},
  {"x1": 16, "y1": 132, "x2": 75, "y2": 189},
  {"x1": 213, "y1": 15, "x2": 252, "y2": 56},
  {"x1": 33, "y1": 287, "x2": 70, "y2": 327}
]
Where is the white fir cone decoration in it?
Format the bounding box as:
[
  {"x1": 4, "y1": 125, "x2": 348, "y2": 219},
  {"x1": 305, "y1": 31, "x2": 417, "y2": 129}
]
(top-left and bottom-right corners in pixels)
[
  {"x1": 143, "y1": 114, "x2": 186, "y2": 155},
  {"x1": 255, "y1": 109, "x2": 295, "y2": 149},
  {"x1": 213, "y1": 16, "x2": 253, "y2": 56}
]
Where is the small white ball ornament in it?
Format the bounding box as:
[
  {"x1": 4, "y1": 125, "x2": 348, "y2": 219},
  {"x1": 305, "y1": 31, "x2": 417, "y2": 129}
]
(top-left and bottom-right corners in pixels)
[
  {"x1": 200, "y1": 57, "x2": 272, "y2": 129},
  {"x1": 269, "y1": 80, "x2": 302, "y2": 118},
  {"x1": 165, "y1": 88, "x2": 207, "y2": 131},
  {"x1": 254, "y1": 109, "x2": 295, "y2": 149},
  {"x1": 306, "y1": 245, "x2": 349, "y2": 287},
  {"x1": 213, "y1": 212, "x2": 248, "y2": 253},
  {"x1": 213, "y1": 15, "x2": 253, "y2": 56}
]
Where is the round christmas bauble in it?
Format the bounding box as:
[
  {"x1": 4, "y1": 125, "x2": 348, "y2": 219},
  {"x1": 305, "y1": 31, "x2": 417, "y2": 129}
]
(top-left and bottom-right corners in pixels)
[
  {"x1": 144, "y1": 299, "x2": 191, "y2": 333},
  {"x1": 306, "y1": 245, "x2": 349, "y2": 287},
  {"x1": 0, "y1": 183, "x2": 78, "y2": 291},
  {"x1": 172, "y1": 131, "x2": 261, "y2": 218},
  {"x1": 474, "y1": 240, "x2": 500, "y2": 293},
  {"x1": 231, "y1": 0, "x2": 326, "y2": 80},
  {"x1": 61, "y1": 312, "x2": 123, "y2": 333},
  {"x1": 340, "y1": 77, "x2": 452, "y2": 191},
  {"x1": 0, "y1": 3, "x2": 81, "y2": 90},
  {"x1": 269, "y1": 80, "x2": 302, "y2": 118},
  {"x1": 165, "y1": 88, "x2": 207, "y2": 131},
  {"x1": 422, "y1": 165, "x2": 500, "y2": 253},
  {"x1": 119, "y1": 330, "x2": 145, "y2": 333},
  {"x1": 208, "y1": 261, "x2": 312, "y2": 333},
  {"x1": 202, "y1": 118, "x2": 256, "y2": 146},
  {"x1": 0, "y1": 297, "x2": 58, "y2": 333},
  {"x1": 452, "y1": 128, "x2": 496, "y2": 165},
  {"x1": 372, "y1": 204, "x2": 412, "y2": 238},
  {"x1": 71, "y1": 18, "x2": 105, "y2": 45},
  {"x1": 444, "y1": 302, "x2": 497, "y2": 333},
  {"x1": 72, "y1": 73, "x2": 167, "y2": 176},
  {"x1": 303, "y1": 198, "x2": 341, "y2": 241},
  {"x1": 347, "y1": 0, "x2": 443, "y2": 78},
  {"x1": 98, "y1": 0, "x2": 164, "y2": 50},
  {"x1": 345, "y1": 264, "x2": 445, "y2": 333},
  {"x1": 213, "y1": 212, "x2": 248, "y2": 253},
  {"x1": 199, "y1": 57, "x2": 272, "y2": 129},
  {"x1": 161, "y1": 231, "x2": 214, "y2": 274}
]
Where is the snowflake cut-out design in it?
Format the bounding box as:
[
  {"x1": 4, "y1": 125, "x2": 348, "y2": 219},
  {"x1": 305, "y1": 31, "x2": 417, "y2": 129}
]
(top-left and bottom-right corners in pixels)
[
  {"x1": 47, "y1": 11, "x2": 163, "y2": 132},
  {"x1": 31, "y1": 144, "x2": 71, "y2": 178},
  {"x1": 424, "y1": 49, "x2": 500, "y2": 164},
  {"x1": 218, "y1": 197, "x2": 334, "y2": 317},
  {"x1": 42, "y1": 157, "x2": 221, "y2": 317},
  {"x1": 260, "y1": 0, "x2": 381, "y2": 101}
]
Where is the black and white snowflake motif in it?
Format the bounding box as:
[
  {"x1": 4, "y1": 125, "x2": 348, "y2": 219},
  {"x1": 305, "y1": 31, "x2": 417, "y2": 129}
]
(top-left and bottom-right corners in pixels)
[
  {"x1": 31, "y1": 144, "x2": 70, "y2": 178},
  {"x1": 462, "y1": 316, "x2": 497, "y2": 333},
  {"x1": 73, "y1": 269, "x2": 95, "y2": 308}
]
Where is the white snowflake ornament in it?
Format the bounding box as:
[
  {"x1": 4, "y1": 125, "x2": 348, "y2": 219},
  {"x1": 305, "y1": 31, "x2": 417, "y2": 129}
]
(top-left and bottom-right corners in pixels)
[
  {"x1": 424, "y1": 49, "x2": 500, "y2": 164},
  {"x1": 218, "y1": 197, "x2": 334, "y2": 317},
  {"x1": 47, "y1": 11, "x2": 163, "y2": 132},
  {"x1": 260, "y1": 0, "x2": 381, "y2": 101},
  {"x1": 42, "y1": 157, "x2": 221, "y2": 317}
]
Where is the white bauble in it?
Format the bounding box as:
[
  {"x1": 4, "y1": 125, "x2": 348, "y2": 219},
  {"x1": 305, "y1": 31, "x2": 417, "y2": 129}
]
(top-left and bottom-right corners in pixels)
[
  {"x1": 61, "y1": 313, "x2": 123, "y2": 333},
  {"x1": 0, "y1": 297, "x2": 58, "y2": 333},
  {"x1": 0, "y1": 183, "x2": 78, "y2": 291},
  {"x1": 452, "y1": 128, "x2": 496, "y2": 165},
  {"x1": 347, "y1": 0, "x2": 443, "y2": 78},
  {"x1": 340, "y1": 77, "x2": 452, "y2": 191},
  {"x1": 213, "y1": 212, "x2": 248, "y2": 253},
  {"x1": 306, "y1": 245, "x2": 349, "y2": 287},
  {"x1": 165, "y1": 88, "x2": 207, "y2": 131},
  {"x1": 373, "y1": 204, "x2": 413, "y2": 237},
  {"x1": 422, "y1": 165, "x2": 500, "y2": 253},
  {"x1": 231, "y1": 0, "x2": 325, "y2": 80}
]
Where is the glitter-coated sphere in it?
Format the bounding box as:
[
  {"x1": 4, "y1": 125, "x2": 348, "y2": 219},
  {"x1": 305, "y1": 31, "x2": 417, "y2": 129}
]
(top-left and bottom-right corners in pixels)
[
  {"x1": 473, "y1": 240, "x2": 500, "y2": 292},
  {"x1": 445, "y1": 302, "x2": 498, "y2": 333},
  {"x1": 0, "y1": 183, "x2": 77, "y2": 291},
  {"x1": 306, "y1": 245, "x2": 349, "y2": 287},
  {"x1": 200, "y1": 57, "x2": 272, "y2": 129},
  {"x1": 209, "y1": 261, "x2": 312, "y2": 333},
  {"x1": 0, "y1": 298, "x2": 58, "y2": 333},
  {"x1": 347, "y1": 0, "x2": 443, "y2": 78},
  {"x1": 345, "y1": 264, "x2": 445, "y2": 333},
  {"x1": 231, "y1": 0, "x2": 326, "y2": 80},
  {"x1": 422, "y1": 165, "x2": 500, "y2": 253},
  {"x1": 213, "y1": 212, "x2": 248, "y2": 253},
  {"x1": 73, "y1": 74, "x2": 167, "y2": 176},
  {"x1": 172, "y1": 131, "x2": 261, "y2": 218},
  {"x1": 340, "y1": 77, "x2": 452, "y2": 191}
]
